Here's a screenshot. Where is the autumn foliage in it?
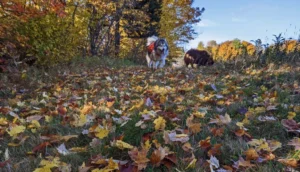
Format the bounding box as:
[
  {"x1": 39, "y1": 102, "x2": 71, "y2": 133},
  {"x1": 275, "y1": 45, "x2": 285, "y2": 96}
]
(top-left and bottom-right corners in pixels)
[{"x1": 0, "y1": 0, "x2": 204, "y2": 69}]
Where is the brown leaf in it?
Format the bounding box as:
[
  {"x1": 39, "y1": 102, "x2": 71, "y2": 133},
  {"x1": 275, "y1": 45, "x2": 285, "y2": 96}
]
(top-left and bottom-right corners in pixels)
[
  {"x1": 128, "y1": 147, "x2": 150, "y2": 171},
  {"x1": 32, "y1": 142, "x2": 51, "y2": 153},
  {"x1": 281, "y1": 119, "x2": 300, "y2": 133},
  {"x1": 188, "y1": 123, "x2": 201, "y2": 134},
  {"x1": 199, "y1": 137, "x2": 211, "y2": 150},
  {"x1": 119, "y1": 163, "x2": 137, "y2": 172},
  {"x1": 182, "y1": 142, "x2": 193, "y2": 152},
  {"x1": 235, "y1": 129, "x2": 245, "y2": 137},
  {"x1": 150, "y1": 147, "x2": 166, "y2": 167},
  {"x1": 208, "y1": 144, "x2": 222, "y2": 157},
  {"x1": 237, "y1": 157, "x2": 255, "y2": 168},
  {"x1": 57, "y1": 106, "x2": 67, "y2": 115},
  {"x1": 210, "y1": 127, "x2": 224, "y2": 137}
]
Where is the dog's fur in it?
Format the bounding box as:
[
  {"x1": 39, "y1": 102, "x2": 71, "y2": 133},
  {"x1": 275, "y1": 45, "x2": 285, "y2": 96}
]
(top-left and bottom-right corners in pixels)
[
  {"x1": 184, "y1": 49, "x2": 214, "y2": 68},
  {"x1": 146, "y1": 36, "x2": 169, "y2": 69}
]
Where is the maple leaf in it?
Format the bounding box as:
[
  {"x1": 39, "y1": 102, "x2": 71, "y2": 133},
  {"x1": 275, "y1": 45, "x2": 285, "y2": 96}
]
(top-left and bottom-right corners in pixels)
[
  {"x1": 150, "y1": 147, "x2": 166, "y2": 167},
  {"x1": 244, "y1": 148, "x2": 259, "y2": 160},
  {"x1": 186, "y1": 114, "x2": 201, "y2": 134},
  {"x1": 33, "y1": 156, "x2": 67, "y2": 172},
  {"x1": 93, "y1": 126, "x2": 109, "y2": 139},
  {"x1": 80, "y1": 102, "x2": 95, "y2": 115},
  {"x1": 199, "y1": 137, "x2": 211, "y2": 150},
  {"x1": 128, "y1": 147, "x2": 150, "y2": 171},
  {"x1": 153, "y1": 116, "x2": 166, "y2": 131},
  {"x1": 210, "y1": 127, "x2": 224, "y2": 137},
  {"x1": 6, "y1": 125, "x2": 26, "y2": 138}
]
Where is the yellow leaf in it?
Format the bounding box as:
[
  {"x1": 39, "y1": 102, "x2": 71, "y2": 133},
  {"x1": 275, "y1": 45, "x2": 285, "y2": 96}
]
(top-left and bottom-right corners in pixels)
[
  {"x1": 72, "y1": 114, "x2": 87, "y2": 127},
  {"x1": 193, "y1": 111, "x2": 206, "y2": 118},
  {"x1": 69, "y1": 147, "x2": 87, "y2": 152},
  {"x1": 6, "y1": 125, "x2": 26, "y2": 137},
  {"x1": 186, "y1": 158, "x2": 197, "y2": 169},
  {"x1": 143, "y1": 140, "x2": 151, "y2": 150},
  {"x1": 28, "y1": 120, "x2": 41, "y2": 129},
  {"x1": 45, "y1": 116, "x2": 52, "y2": 123},
  {"x1": 94, "y1": 126, "x2": 109, "y2": 139},
  {"x1": 294, "y1": 105, "x2": 300, "y2": 112},
  {"x1": 254, "y1": 107, "x2": 266, "y2": 114},
  {"x1": 105, "y1": 158, "x2": 119, "y2": 171},
  {"x1": 80, "y1": 103, "x2": 94, "y2": 115},
  {"x1": 33, "y1": 167, "x2": 52, "y2": 172},
  {"x1": 236, "y1": 122, "x2": 244, "y2": 129},
  {"x1": 0, "y1": 117, "x2": 8, "y2": 125},
  {"x1": 115, "y1": 140, "x2": 134, "y2": 150},
  {"x1": 288, "y1": 112, "x2": 296, "y2": 119},
  {"x1": 153, "y1": 116, "x2": 166, "y2": 131}
]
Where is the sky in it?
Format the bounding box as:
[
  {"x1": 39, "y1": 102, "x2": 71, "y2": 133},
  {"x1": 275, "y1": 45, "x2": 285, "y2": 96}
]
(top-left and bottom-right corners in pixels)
[{"x1": 186, "y1": 0, "x2": 300, "y2": 50}]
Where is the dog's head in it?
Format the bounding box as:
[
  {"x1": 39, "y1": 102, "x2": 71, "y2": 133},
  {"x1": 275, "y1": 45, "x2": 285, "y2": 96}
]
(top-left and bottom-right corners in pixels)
[{"x1": 154, "y1": 38, "x2": 168, "y2": 54}]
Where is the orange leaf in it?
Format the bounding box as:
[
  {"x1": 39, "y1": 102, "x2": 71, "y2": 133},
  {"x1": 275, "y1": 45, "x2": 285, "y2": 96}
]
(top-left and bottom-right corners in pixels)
[
  {"x1": 210, "y1": 127, "x2": 224, "y2": 137},
  {"x1": 199, "y1": 137, "x2": 211, "y2": 150},
  {"x1": 244, "y1": 148, "x2": 259, "y2": 160},
  {"x1": 57, "y1": 106, "x2": 67, "y2": 115},
  {"x1": 278, "y1": 158, "x2": 299, "y2": 168}
]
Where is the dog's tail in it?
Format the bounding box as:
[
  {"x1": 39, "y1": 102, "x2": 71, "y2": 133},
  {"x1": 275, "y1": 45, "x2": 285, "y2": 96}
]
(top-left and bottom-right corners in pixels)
[{"x1": 147, "y1": 35, "x2": 158, "y2": 46}]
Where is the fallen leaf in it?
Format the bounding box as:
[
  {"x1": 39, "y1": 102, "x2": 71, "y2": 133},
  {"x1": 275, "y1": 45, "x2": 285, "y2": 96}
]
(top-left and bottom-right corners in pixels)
[
  {"x1": 153, "y1": 116, "x2": 166, "y2": 131},
  {"x1": 287, "y1": 137, "x2": 300, "y2": 150},
  {"x1": 244, "y1": 148, "x2": 259, "y2": 160},
  {"x1": 278, "y1": 158, "x2": 299, "y2": 168},
  {"x1": 115, "y1": 140, "x2": 134, "y2": 150}
]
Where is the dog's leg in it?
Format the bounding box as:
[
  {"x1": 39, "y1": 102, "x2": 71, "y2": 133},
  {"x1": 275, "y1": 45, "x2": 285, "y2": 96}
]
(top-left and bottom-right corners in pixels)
[
  {"x1": 154, "y1": 61, "x2": 160, "y2": 69},
  {"x1": 159, "y1": 58, "x2": 165, "y2": 68},
  {"x1": 146, "y1": 54, "x2": 151, "y2": 68}
]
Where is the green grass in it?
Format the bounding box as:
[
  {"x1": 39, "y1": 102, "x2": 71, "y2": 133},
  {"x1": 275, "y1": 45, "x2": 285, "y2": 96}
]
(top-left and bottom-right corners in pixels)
[{"x1": 0, "y1": 58, "x2": 299, "y2": 171}]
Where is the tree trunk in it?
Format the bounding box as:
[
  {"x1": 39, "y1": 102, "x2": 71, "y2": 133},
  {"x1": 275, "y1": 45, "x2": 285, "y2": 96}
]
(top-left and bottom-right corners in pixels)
[{"x1": 114, "y1": 2, "x2": 122, "y2": 58}]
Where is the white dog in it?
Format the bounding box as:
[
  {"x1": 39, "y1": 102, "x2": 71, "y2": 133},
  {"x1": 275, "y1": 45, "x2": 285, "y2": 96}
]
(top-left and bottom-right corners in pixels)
[{"x1": 146, "y1": 36, "x2": 169, "y2": 69}]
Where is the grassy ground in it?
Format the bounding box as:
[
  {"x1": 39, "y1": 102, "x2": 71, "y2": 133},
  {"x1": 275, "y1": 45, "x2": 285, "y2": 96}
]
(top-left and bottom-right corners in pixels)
[{"x1": 0, "y1": 57, "x2": 299, "y2": 172}]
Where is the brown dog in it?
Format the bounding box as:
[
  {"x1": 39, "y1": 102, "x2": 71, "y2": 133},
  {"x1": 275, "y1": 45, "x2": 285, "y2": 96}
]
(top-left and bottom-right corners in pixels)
[{"x1": 184, "y1": 49, "x2": 214, "y2": 68}]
